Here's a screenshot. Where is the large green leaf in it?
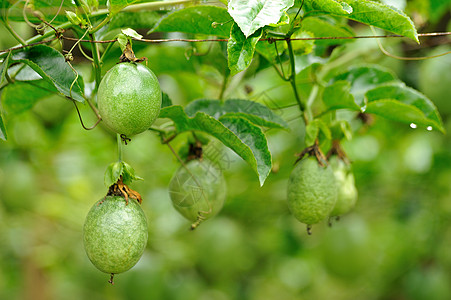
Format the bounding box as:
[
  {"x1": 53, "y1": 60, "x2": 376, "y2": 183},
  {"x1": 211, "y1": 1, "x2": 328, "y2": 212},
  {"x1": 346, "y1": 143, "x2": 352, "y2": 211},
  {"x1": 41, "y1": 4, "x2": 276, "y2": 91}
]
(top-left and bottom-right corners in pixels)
[
  {"x1": 150, "y1": 6, "x2": 232, "y2": 38},
  {"x1": 227, "y1": 24, "x2": 262, "y2": 75},
  {"x1": 343, "y1": 0, "x2": 418, "y2": 42},
  {"x1": 331, "y1": 65, "x2": 398, "y2": 106},
  {"x1": 159, "y1": 105, "x2": 272, "y2": 185},
  {"x1": 1, "y1": 80, "x2": 57, "y2": 114},
  {"x1": 185, "y1": 99, "x2": 289, "y2": 129},
  {"x1": 11, "y1": 45, "x2": 85, "y2": 102},
  {"x1": 219, "y1": 115, "x2": 272, "y2": 185},
  {"x1": 228, "y1": 0, "x2": 295, "y2": 37},
  {"x1": 309, "y1": 0, "x2": 418, "y2": 42},
  {"x1": 0, "y1": 114, "x2": 6, "y2": 141},
  {"x1": 323, "y1": 80, "x2": 360, "y2": 111},
  {"x1": 365, "y1": 84, "x2": 445, "y2": 133}
]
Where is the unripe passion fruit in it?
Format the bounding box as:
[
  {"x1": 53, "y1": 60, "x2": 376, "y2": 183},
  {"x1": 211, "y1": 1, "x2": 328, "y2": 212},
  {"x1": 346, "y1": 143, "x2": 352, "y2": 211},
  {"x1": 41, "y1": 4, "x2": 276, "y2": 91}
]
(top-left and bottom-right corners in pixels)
[
  {"x1": 168, "y1": 159, "x2": 226, "y2": 226},
  {"x1": 287, "y1": 156, "x2": 337, "y2": 225},
  {"x1": 83, "y1": 196, "x2": 148, "y2": 275},
  {"x1": 329, "y1": 157, "x2": 358, "y2": 217},
  {"x1": 97, "y1": 63, "x2": 162, "y2": 137}
]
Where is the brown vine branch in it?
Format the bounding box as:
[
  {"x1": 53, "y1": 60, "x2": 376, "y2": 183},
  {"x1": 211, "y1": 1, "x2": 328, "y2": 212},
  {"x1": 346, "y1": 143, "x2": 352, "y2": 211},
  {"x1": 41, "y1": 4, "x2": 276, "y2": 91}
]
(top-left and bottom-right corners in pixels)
[{"x1": 1, "y1": 32, "x2": 450, "y2": 55}]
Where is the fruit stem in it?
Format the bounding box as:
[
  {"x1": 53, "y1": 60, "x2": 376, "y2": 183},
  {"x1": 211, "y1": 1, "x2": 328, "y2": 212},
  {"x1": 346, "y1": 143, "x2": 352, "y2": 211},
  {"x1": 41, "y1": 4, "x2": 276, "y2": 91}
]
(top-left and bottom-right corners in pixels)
[
  {"x1": 286, "y1": 38, "x2": 309, "y2": 125},
  {"x1": 117, "y1": 134, "x2": 123, "y2": 162},
  {"x1": 89, "y1": 33, "x2": 102, "y2": 93},
  {"x1": 218, "y1": 69, "x2": 229, "y2": 101}
]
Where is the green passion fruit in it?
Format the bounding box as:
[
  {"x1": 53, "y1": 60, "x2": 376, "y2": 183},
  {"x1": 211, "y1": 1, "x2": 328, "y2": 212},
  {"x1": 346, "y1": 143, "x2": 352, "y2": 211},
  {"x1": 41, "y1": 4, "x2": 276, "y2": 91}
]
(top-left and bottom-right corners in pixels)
[
  {"x1": 168, "y1": 159, "x2": 226, "y2": 229},
  {"x1": 329, "y1": 157, "x2": 358, "y2": 217},
  {"x1": 97, "y1": 62, "x2": 161, "y2": 137},
  {"x1": 287, "y1": 156, "x2": 337, "y2": 228},
  {"x1": 83, "y1": 196, "x2": 148, "y2": 277}
]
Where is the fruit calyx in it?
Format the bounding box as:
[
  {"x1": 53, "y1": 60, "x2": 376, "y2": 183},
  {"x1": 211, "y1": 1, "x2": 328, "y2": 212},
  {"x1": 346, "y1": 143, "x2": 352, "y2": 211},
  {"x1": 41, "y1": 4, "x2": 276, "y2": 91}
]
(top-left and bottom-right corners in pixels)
[
  {"x1": 187, "y1": 140, "x2": 203, "y2": 162},
  {"x1": 327, "y1": 140, "x2": 349, "y2": 164},
  {"x1": 295, "y1": 139, "x2": 328, "y2": 167},
  {"x1": 119, "y1": 42, "x2": 147, "y2": 63},
  {"x1": 105, "y1": 176, "x2": 142, "y2": 205}
]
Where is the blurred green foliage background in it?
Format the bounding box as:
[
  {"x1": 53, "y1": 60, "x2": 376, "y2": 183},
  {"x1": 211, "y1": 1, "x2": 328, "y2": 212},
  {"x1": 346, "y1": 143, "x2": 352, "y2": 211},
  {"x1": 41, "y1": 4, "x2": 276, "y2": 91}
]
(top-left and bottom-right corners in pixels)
[{"x1": 1, "y1": 1, "x2": 451, "y2": 299}]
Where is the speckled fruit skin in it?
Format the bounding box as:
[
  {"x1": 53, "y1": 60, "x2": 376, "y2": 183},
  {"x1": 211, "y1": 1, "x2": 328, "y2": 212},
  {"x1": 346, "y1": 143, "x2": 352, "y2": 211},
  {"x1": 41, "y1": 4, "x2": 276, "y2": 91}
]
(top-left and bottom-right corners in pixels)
[
  {"x1": 329, "y1": 157, "x2": 358, "y2": 217},
  {"x1": 83, "y1": 196, "x2": 148, "y2": 274},
  {"x1": 287, "y1": 157, "x2": 337, "y2": 225},
  {"x1": 97, "y1": 63, "x2": 161, "y2": 137},
  {"x1": 168, "y1": 159, "x2": 226, "y2": 222}
]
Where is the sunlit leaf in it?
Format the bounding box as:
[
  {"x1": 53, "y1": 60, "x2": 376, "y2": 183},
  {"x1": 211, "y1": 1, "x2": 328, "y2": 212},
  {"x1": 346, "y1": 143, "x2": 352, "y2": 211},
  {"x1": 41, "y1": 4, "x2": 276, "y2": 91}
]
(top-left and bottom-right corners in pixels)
[
  {"x1": 228, "y1": 0, "x2": 295, "y2": 37},
  {"x1": 227, "y1": 24, "x2": 262, "y2": 75}
]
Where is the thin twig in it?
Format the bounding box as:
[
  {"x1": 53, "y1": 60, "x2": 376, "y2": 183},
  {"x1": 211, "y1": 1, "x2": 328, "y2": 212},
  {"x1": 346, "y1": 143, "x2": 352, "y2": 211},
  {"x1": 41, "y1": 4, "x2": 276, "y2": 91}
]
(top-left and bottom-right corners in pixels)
[{"x1": 72, "y1": 100, "x2": 102, "y2": 130}]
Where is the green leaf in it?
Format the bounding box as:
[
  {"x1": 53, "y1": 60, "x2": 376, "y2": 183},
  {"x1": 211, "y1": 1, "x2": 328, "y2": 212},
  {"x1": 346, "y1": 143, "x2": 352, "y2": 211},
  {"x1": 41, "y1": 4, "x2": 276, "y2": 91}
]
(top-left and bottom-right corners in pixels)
[
  {"x1": 104, "y1": 161, "x2": 124, "y2": 187},
  {"x1": 228, "y1": 0, "x2": 295, "y2": 37},
  {"x1": 308, "y1": 0, "x2": 353, "y2": 14},
  {"x1": 150, "y1": 6, "x2": 233, "y2": 38},
  {"x1": 227, "y1": 24, "x2": 262, "y2": 75},
  {"x1": 116, "y1": 34, "x2": 129, "y2": 52},
  {"x1": 185, "y1": 98, "x2": 289, "y2": 129},
  {"x1": 255, "y1": 40, "x2": 281, "y2": 64},
  {"x1": 104, "y1": 161, "x2": 143, "y2": 187},
  {"x1": 331, "y1": 65, "x2": 398, "y2": 106},
  {"x1": 330, "y1": 120, "x2": 352, "y2": 140},
  {"x1": 121, "y1": 28, "x2": 142, "y2": 40},
  {"x1": 0, "y1": 51, "x2": 11, "y2": 86},
  {"x1": 315, "y1": 0, "x2": 419, "y2": 42},
  {"x1": 323, "y1": 81, "x2": 360, "y2": 111},
  {"x1": 344, "y1": 0, "x2": 418, "y2": 42},
  {"x1": 1, "y1": 80, "x2": 56, "y2": 114},
  {"x1": 305, "y1": 119, "x2": 332, "y2": 145},
  {"x1": 365, "y1": 84, "x2": 445, "y2": 133},
  {"x1": 219, "y1": 115, "x2": 272, "y2": 185},
  {"x1": 0, "y1": 114, "x2": 6, "y2": 141},
  {"x1": 300, "y1": 16, "x2": 354, "y2": 46},
  {"x1": 109, "y1": 0, "x2": 138, "y2": 15},
  {"x1": 65, "y1": 11, "x2": 82, "y2": 26},
  {"x1": 11, "y1": 45, "x2": 85, "y2": 102},
  {"x1": 109, "y1": 11, "x2": 163, "y2": 31},
  {"x1": 291, "y1": 31, "x2": 315, "y2": 55},
  {"x1": 161, "y1": 92, "x2": 173, "y2": 108},
  {"x1": 122, "y1": 161, "x2": 143, "y2": 185},
  {"x1": 159, "y1": 105, "x2": 272, "y2": 185}
]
